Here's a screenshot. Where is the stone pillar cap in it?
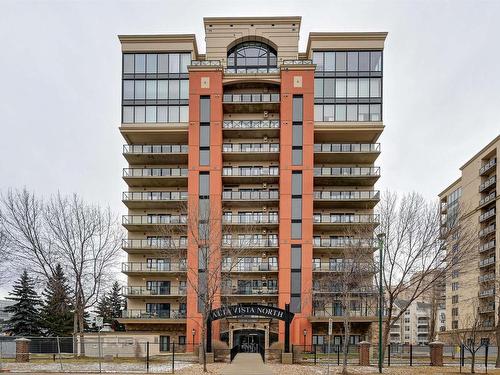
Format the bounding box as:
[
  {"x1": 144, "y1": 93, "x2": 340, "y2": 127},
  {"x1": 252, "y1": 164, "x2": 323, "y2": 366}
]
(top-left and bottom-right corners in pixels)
[
  {"x1": 429, "y1": 341, "x2": 444, "y2": 346},
  {"x1": 14, "y1": 338, "x2": 31, "y2": 342}
]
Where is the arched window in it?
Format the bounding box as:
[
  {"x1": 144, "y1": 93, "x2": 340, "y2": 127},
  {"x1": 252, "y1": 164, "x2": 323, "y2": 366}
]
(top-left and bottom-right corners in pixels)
[{"x1": 227, "y1": 42, "x2": 277, "y2": 73}]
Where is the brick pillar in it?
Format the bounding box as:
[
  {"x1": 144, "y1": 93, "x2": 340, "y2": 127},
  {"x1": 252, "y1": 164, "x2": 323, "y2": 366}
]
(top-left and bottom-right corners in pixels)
[
  {"x1": 15, "y1": 338, "x2": 31, "y2": 362},
  {"x1": 358, "y1": 341, "x2": 371, "y2": 366},
  {"x1": 429, "y1": 341, "x2": 444, "y2": 366}
]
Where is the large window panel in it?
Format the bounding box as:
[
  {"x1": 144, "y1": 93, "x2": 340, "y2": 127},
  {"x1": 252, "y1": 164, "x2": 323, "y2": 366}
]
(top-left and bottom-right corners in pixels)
[
  {"x1": 169, "y1": 54, "x2": 180, "y2": 73},
  {"x1": 157, "y1": 106, "x2": 168, "y2": 122},
  {"x1": 314, "y1": 78, "x2": 323, "y2": 98},
  {"x1": 324, "y1": 78, "x2": 334, "y2": 98},
  {"x1": 324, "y1": 105, "x2": 334, "y2": 121},
  {"x1": 359, "y1": 52, "x2": 370, "y2": 71},
  {"x1": 336, "y1": 79, "x2": 346, "y2": 98},
  {"x1": 146, "y1": 80, "x2": 157, "y2": 99},
  {"x1": 158, "y1": 81, "x2": 168, "y2": 100},
  {"x1": 146, "y1": 106, "x2": 156, "y2": 123},
  {"x1": 146, "y1": 54, "x2": 157, "y2": 73},
  {"x1": 134, "y1": 106, "x2": 145, "y2": 122},
  {"x1": 325, "y1": 52, "x2": 335, "y2": 71},
  {"x1": 180, "y1": 54, "x2": 191, "y2": 73},
  {"x1": 123, "y1": 81, "x2": 134, "y2": 99},
  {"x1": 347, "y1": 79, "x2": 358, "y2": 98},
  {"x1": 180, "y1": 80, "x2": 189, "y2": 100},
  {"x1": 135, "y1": 80, "x2": 145, "y2": 99},
  {"x1": 168, "y1": 106, "x2": 179, "y2": 122},
  {"x1": 347, "y1": 52, "x2": 358, "y2": 71},
  {"x1": 336, "y1": 105, "x2": 346, "y2": 121},
  {"x1": 179, "y1": 106, "x2": 189, "y2": 122},
  {"x1": 134, "y1": 54, "x2": 146, "y2": 73},
  {"x1": 158, "y1": 54, "x2": 169, "y2": 73},
  {"x1": 124, "y1": 55, "x2": 134, "y2": 74},
  {"x1": 359, "y1": 78, "x2": 369, "y2": 98},
  {"x1": 123, "y1": 107, "x2": 134, "y2": 123},
  {"x1": 335, "y1": 52, "x2": 347, "y2": 71},
  {"x1": 168, "y1": 80, "x2": 180, "y2": 99},
  {"x1": 370, "y1": 78, "x2": 381, "y2": 97},
  {"x1": 346, "y1": 105, "x2": 358, "y2": 121},
  {"x1": 371, "y1": 51, "x2": 382, "y2": 71},
  {"x1": 313, "y1": 52, "x2": 324, "y2": 71},
  {"x1": 314, "y1": 105, "x2": 323, "y2": 121}
]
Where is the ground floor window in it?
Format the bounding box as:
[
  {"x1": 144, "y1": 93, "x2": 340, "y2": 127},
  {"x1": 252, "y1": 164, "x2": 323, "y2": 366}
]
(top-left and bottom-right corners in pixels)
[
  {"x1": 160, "y1": 336, "x2": 170, "y2": 352},
  {"x1": 178, "y1": 336, "x2": 186, "y2": 345}
]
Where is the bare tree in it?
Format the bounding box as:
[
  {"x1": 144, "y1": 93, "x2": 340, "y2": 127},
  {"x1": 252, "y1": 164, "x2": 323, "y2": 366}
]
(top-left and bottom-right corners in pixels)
[
  {"x1": 0, "y1": 221, "x2": 8, "y2": 283},
  {"x1": 377, "y1": 191, "x2": 478, "y2": 361}
]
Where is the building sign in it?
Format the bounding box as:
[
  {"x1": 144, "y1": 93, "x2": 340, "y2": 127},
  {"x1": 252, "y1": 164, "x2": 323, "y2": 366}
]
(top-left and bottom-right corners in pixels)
[{"x1": 208, "y1": 305, "x2": 294, "y2": 323}]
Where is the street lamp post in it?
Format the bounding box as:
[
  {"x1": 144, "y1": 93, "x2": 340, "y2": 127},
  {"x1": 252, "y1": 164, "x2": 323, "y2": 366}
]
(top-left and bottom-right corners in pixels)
[
  {"x1": 192, "y1": 328, "x2": 196, "y2": 351},
  {"x1": 377, "y1": 233, "x2": 386, "y2": 374},
  {"x1": 303, "y1": 329, "x2": 307, "y2": 348}
]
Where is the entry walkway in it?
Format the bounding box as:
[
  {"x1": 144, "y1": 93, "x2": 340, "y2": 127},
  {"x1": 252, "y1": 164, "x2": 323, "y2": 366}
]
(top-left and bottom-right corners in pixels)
[{"x1": 220, "y1": 353, "x2": 274, "y2": 375}]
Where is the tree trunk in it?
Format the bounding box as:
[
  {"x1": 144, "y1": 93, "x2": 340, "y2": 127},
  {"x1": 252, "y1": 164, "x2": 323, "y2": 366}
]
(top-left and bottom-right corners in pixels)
[
  {"x1": 471, "y1": 352, "x2": 475, "y2": 373},
  {"x1": 342, "y1": 318, "x2": 350, "y2": 375},
  {"x1": 78, "y1": 307, "x2": 85, "y2": 356},
  {"x1": 381, "y1": 320, "x2": 391, "y2": 364},
  {"x1": 201, "y1": 323, "x2": 207, "y2": 372},
  {"x1": 73, "y1": 312, "x2": 78, "y2": 357}
]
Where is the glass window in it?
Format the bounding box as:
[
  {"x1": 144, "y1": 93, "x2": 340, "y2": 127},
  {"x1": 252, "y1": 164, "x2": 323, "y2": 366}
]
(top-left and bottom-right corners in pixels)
[
  {"x1": 292, "y1": 198, "x2": 302, "y2": 219},
  {"x1": 123, "y1": 107, "x2": 134, "y2": 123},
  {"x1": 290, "y1": 296, "x2": 301, "y2": 313},
  {"x1": 169, "y1": 54, "x2": 180, "y2": 73},
  {"x1": 179, "y1": 106, "x2": 189, "y2": 122},
  {"x1": 292, "y1": 125, "x2": 302, "y2": 147},
  {"x1": 335, "y1": 79, "x2": 346, "y2": 98},
  {"x1": 314, "y1": 78, "x2": 323, "y2": 98},
  {"x1": 347, "y1": 105, "x2": 357, "y2": 121},
  {"x1": 370, "y1": 104, "x2": 381, "y2": 121},
  {"x1": 292, "y1": 172, "x2": 302, "y2": 195},
  {"x1": 325, "y1": 52, "x2": 335, "y2": 71},
  {"x1": 336, "y1": 105, "x2": 346, "y2": 121},
  {"x1": 158, "y1": 54, "x2": 168, "y2": 73},
  {"x1": 359, "y1": 105, "x2": 369, "y2": 121},
  {"x1": 158, "y1": 106, "x2": 167, "y2": 122},
  {"x1": 169, "y1": 80, "x2": 180, "y2": 99},
  {"x1": 134, "y1": 80, "x2": 145, "y2": 99},
  {"x1": 291, "y1": 271, "x2": 301, "y2": 292},
  {"x1": 123, "y1": 80, "x2": 134, "y2": 99},
  {"x1": 123, "y1": 54, "x2": 134, "y2": 74},
  {"x1": 371, "y1": 51, "x2": 382, "y2": 71},
  {"x1": 292, "y1": 96, "x2": 303, "y2": 122},
  {"x1": 134, "y1": 54, "x2": 146, "y2": 73},
  {"x1": 359, "y1": 52, "x2": 370, "y2": 71},
  {"x1": 370, "y1": 78, "x2": 381, "y2": 97},
  {"x1": 347, "y1": 79, "x2": 358, "y2": 98},
  {"x1": 359, "y1": 78, "x2": 369, "y2": 97},
  {"x1": 199, "y1": 173, "x2": 210, "y2": 196},
  {"x1": 180, "y1": 80, "x2": 189, "y2": 99},
  {"x1": 158, "y1": 81, "x2": 168, "y2": 100},
  {"x1": 168, "y1": 106, "x2": 179, "y2": 122},
  {"x1": 313, "y1": 52, "x2": 324, "y2": 71},
  {"x1": 200, "y1": 149, "x2": 210, "y2": 166},
  {"x1": 146, "y1": 106, "x2": 156, "y2": 123},
  {"x1": 292, "y1": 149, "x2": 302, "y2": 165},
  {"x1": 314, "y1": 105, "x2": 323, "y2": 122},
  {"x1": 200, "y1": 97, "x2": 210, "y2": 122},
  {"x1": 324, "y1": 105, "x2": 334, "y2": 121},
  {"x1": 291, "y1": 222, "x2": 301, "y2": 239},
  {"x1": 146, "y1": 54, "x2": 157, "y2": 73},
  {"x1": 180, "y1": 54, "x2": 191, "y2": 73},
  {"x1": 324, "y1": 78, "x2": 334, "y2": 98},
  {"x1": 200, "y1": 126, "x2": 210, "y2": 146},
  {"x1": 347, "y1": 52, "x2": 358, "y2": 71},
  {"x1": 146, "y1": 80, "x2": 157, "y2": 99},
  {"x1": 335, "y1": 52, "x2": 346, "y2": 71},
  {"x1": 134, "y1": 106, "x2": 145, "y2": 123}
]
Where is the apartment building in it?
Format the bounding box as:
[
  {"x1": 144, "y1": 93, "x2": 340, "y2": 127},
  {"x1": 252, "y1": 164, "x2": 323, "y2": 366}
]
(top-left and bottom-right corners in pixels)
[
  {"x1": 118, "y1": 16, "x2": 386, "y2": 352},
  {"x1": 439, "y1": 135, "x2": 499, "y2": 342}
]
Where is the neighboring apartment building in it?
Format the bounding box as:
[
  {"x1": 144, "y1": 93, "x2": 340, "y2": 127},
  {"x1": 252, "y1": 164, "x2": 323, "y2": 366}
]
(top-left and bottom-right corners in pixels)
[
  {"x1": 0, "y1": 300, "x2": 14, "y2": 333},
  {"x1": 118, "y1": 16, "x2": 386, "y2": 351},
  {"x1": 439, "y1": 135, "x2": 499, "y2": 342},
  {"x1": 389, "y1": 300, "x2": 431, "y2": 346}
]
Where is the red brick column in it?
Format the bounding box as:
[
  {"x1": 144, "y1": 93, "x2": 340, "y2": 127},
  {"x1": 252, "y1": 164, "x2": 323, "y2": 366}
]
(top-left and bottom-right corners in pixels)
[
  {"x1": 429, "y1": 341, "x2": 444, "y2": 366},
  {"x1": 15, "y1": 338, "x2": 31, "y2": 362},
  {"x1": 358, "y1": 341, "x2": 371, "y2": 366}
]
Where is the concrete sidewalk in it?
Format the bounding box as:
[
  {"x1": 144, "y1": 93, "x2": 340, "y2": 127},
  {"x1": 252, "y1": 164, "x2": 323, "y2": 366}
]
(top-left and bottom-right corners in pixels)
[{"x1": 220, "y1": 353, "x2": 274, "y2": 375}]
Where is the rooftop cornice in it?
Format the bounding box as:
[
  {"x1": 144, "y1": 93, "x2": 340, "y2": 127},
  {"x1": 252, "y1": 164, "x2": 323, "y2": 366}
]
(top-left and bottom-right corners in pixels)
[
  {"x1": 204, "y1": 16, "x2": 301, "y2": 27},
  {"x1": 306, "y1": 32, "x2": 388, "y2": 55},
  {"x1": 438, "y1": 177, "x2": 462, "y2": 198},
  {"x1": 460, "y1": 134, "x2": 500, "y2": 170},
  {"x1": 118, "y1": 34, "x2": 199, "y2": 56}
]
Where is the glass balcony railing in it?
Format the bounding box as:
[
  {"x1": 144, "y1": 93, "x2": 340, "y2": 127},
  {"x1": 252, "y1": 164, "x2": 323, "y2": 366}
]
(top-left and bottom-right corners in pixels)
[
  {"x1": 480, "y1": 191, "x2": 496, "y2": 207},
  {"x1": 222, "y1": 190, "x2": 279, "y2": 201},
  {"x1": 314, "y1": 143, "x2": 380, "y2": 153},
  {"x1": 123, "y1": 144, "x2": 188, "y2": 154},
  {"x1": 479, "y1": 224, "x2": 496, "y2": 238},
  {"x1": 123, "y1": 168, "x2": 188, "y2": 177},
  {"x1": 479, "y1": 305, "x2": 495, "y2": 314},
  {"x1": 222, "y1": 286, "x2": 279, "y2": 295},
  {"x1": 123, "y1": 286, "x2": 187, "y2": 296},
  {"x1": 223, "y1": 93, "x2": 280, "y2": 103},
  {"x1": 122, "y1": 262, "x2": 187, "y2": 273},
  {"x1": 479, "y1": 240, "x2": 496, "y2": 253},
  {"x1": 479, "y1": 256, "x2": 496, "y2": 268},
  {"x1": 222, "y1": 263, "x2": 279, "y2": 272},
  {"x1": 313, "y1": 214, "x2": 379, "y2": 224},
  {"x1": 222, "y1": 120, "x2": 280, "y2": 129},
  {"x1": 314, "y1": 167, "x2": 380, "y2": 177},
  {"x1": 314, "y1": 190, "x2": 380, "y2": 200},
  {"x1": 122, "y1": 191, "x2": 188, "y2": 202},
  {"x1": 224, "y1": 67, "x2": 279, "y2": 74},
  {"x1": 312, "y1": 285, "x2": 375, "y2": 294},
  {"x1": 223, "y1": 214, "x2": 279, "y2": 225},
  {"x1": 222, "y1": 238, "x2": 279, "y2": 248},
  {"x1": 122, "y1": 309, "x2": 187, "y2": 319},
  {"x1": 122, "y1": 238, "x2": 187, "y2": 249},
  {"x1": 479, "y1": 288, "x2": 495, "y2": 298},
  {"x1": 312, "y1": 262, "x2": 373, "y2": 272},
  {"x1": 479, "y1": 208, "x2": 496, "y2": 222},
  {"x1": 283, "y1": 59, "x2": 313, "y2": 65},
  {"x1": 479, "y1": 176, "x2": 496, "y2": 192},
  {"x1": 223, "y1": 143, "x2": 279, "y2": 153},
  {"x1": 223, "y1": 166, "x2": 279, "y2": 177},
  {"x1": 313, "y1": 238, "x2": 376, "y2": 248},
  {"x1": 312, "y1": 308, "x2": 377, "y2": 318},
  {"x1": 122, "y1": 215, "x2": 187, "y2": 225},
  {"x1": 479, "y1": 273, "x2": 495, "y2": 283},
  {"x1": 480, "y1": 158, "x2": 497, "y2": 175},
  {"x1": 190, "y1": 60, "x2": 221, "y2": 66}
]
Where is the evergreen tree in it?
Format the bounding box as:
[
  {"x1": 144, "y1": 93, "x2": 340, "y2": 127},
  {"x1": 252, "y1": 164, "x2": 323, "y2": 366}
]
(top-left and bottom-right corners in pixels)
[
  {"x1": 95, "y1": 294, "x2": 111, "y2": 322},
  {"x1": 40, "y1": 264, "x2": 74, "y2": 337},
  {"x1": 108, "y1": 281, "x2": 124, "y2": 319},
  {"x1": 5, "y1": 270, "x2": 41, "y2": 336}
]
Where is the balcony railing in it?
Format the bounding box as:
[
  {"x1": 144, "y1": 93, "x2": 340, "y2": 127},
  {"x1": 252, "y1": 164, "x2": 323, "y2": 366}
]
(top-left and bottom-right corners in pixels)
[
  {"x1": 313, "y1": 214, "x2": 379, "y2": 224},
  {"x1": 123, "y1": 168, "x2": 188, "y2": 177},
  {"x1": 222, "y1": 238, "x2": 279, "y2": 248},
  {"x1": 312, "y1": 262, "x2": 373, "y2": 272},
  {"x1": 223, "y1": 190, "x2": 279, "y2": 201},
  {"x1": 123, "y1": 144, "x2": 188, "y2": 154},
  {"x1": 479, "y1": 240, "x2": 496, "y2": 253},
  {"x1": 121, "y1": 309, "x2": 187, "y2": 319},
  {"x1": 222, "y1": 263, "x2": 279, "y2": 272},
  {"x1": 479, "y1": 256, "x2": 496, "y2": 268},
  {"x1": 314, "y1": 143, "x2": 380, "y2": 153},
  {"x1": 479, "y1": 224, "x2": 496, "y2": 238},
  {"x1": 222, "y1": 214, "x2": 279, "y2": 225},
  {"x1": 314, "y1": 190, "x2": 380, "y2": 201},
  {"x1": 479, "y1": 305, "x2": 495, "y2": 314},
  {"x1": 312, "y1": 308, "x2": 377, "y2": 318},
  {"x1": 224, "y1": 67, "x2": 279, "y2": 74},
  {"x1": 122, "y1": 191, "x2": 188, "y2": 202},
  {"x1": 480, "y1": 158, "x2": 497, "y2": 175},
  {"x1": 479, "y1": 288, "x2": 495, "y2": 298},
  {"x1": 479, "y1": 273, "x2": 496, "y2": 283},
  {"x1": 190, "y1": 60, "x2": 221, "y2": 66},
  {"x1": 283, "y1": 59, "x2": 313, "y2": 65},
  {"x1": 479, "y1": 208, "x2": 496, "y2": 223},
  {"x1": 122, "y1": 215, "x2": 187, "y2": 225},
  {"x1": 222, "y1": 120, "x2": 280, "y2": 130},
  {"x1": 122, "y1": 262, "x2": 187, "y2": 273},
  {"x1": 222, "y1": 286, "x2": 278, "y2": 295},
  {"x1": 313, "y1": 285, "x2": 375, "y2": 294},
  {"x1": 479, "y1": 176, "x2": 496, "y2": 192},
  {"x1": 480, "y1": 191, "x2": 497, "y2": 207},
  {"x1": 223, "y1": 93, "x2": 280, "y2": 103},
  {"x1": 314, "y1": 167, "x2": 380, "y2": 177},
  {"x1": 223, "y1": 166, "x2": 279, "y2": 177},
  {"x1": 223, "y1": 143, "x2": 279, "y2": 153},
  {"x1": 313, "y1": 238, "x2": 376, "y2": 248},
  {"x1": 122, "y1": 239, "x2": 187, "y2": 249},
  {"x1": 123, "y1": 286, "x2": 187, "y2": 297}
]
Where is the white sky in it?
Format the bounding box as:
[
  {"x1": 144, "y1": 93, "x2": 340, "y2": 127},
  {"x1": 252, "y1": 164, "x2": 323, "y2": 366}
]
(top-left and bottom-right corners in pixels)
[{"x1": 0, "y1": 0, "x2": 499, "y2": 293}]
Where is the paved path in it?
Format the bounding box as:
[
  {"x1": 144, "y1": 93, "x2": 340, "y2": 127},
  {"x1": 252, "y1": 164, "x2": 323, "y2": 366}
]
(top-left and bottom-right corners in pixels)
[{"x1": 220, "y1": 353, "x2": 274, "y2": 375}]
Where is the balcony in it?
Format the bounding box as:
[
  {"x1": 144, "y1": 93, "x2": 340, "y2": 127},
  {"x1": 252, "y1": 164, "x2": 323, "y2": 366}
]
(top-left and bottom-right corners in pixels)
[
  {"x1": 479, "y1": 176, "x2": 496, "y2": 193},
  {"x1": 479, "y1": 208, "x2": 496, "y2": 223},
  {"x1": 224, "y1": 67, "x2": 279, "y2": 74},
  {"x1": 222, "y1": 263, "x2": 279, "y2": 273},
  {"x1": 222, "y1": 238, "x2": 279, "y2": 249},
  {"x1": 122, "y1": 239, "x2": 187, "y2": 253},
  {"x1": 479, "y1": 288, "x2": 495, "y2": 298},
  {"x1": 123, "y1": 144, "x2": 188, "y2": 164},
  {"x1": 313, "y1": 238, "x2": 377, "y2": 250},
  {"x1": 479, "y1": 273, "x2": 495, "y2": 283},
  {"x1": 480, "y1": 158, "x2": 497, "y2": 176},
  {"x1": 314, "y1": 190, "x2": 379, "y2": 209},
  {"x1": 123, "y1": 168, "x2": 188, "y2": 187},
  {"x1": 122, "y1": 262, "x2": 187, "y2": 275},
  {"x1": 190, "y1": 60, "x2": 221, "y2": 67},
  {"x1": 314, "y1": 143, "x2": 381, "y2": 163},
  {"x1": 223, "y1": 93, "x2": 280, "y2": 113},
  {"x1": 223, "y1": 143, "x2": 280, "y2": 161},
  {"x1": 120, "y1": 309, "x2": 186, "y2": 323},
  {"x1": 122, "y1": 215, "x2": 187, "y2": 231},
  {"x1": 222, "y1": 166, "x2": 279, "y2": 183},
  {"x1": 309, "y1": 307, "x2": 377, "y2": 322},
  {"x1": 313, "y1": 285, "x2": 375, "y2": 295},
  {"x1": 479, "y1": 240, "x2": 496, "y2": 254},
  {"x1": 222, "y1": 213, "x2": 279, "y2": 227},
  {"x1": 222, "y1": 120, "x2": 280, "y2": 138},
  {"x1": 479, "y1": 305, "x2": 495, "y2": 314},
  {"x1": 479, "y1": 256, "x2": 496, "y2": 268},
  {"x1": 313, "y1": 214, "x2": 379, "y2": 230},
  {"x1": 222, "y1": 189, "x2": 279, "y2": 207},
  {"x1": 479, "y1": 191, "x2": 497, "y2": 208},
  {"x1": 122, "y1": 191, "x2": 187, "y2": 209},
  {"x1": 221, "y1": 286, "x2": 279, "y2": 296},
  {"x1": 312, "y1": 262, "x2": 373, "y2": 273},
  {"x1": 314, "y1": 167, "x2": 380, "y2": 186},
  {"x1": 123, "y1": 286, "x2": 187, "y2": 298},
  {"x1": 479, "y1": 224, "x2": 496, "y2": 238}
]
